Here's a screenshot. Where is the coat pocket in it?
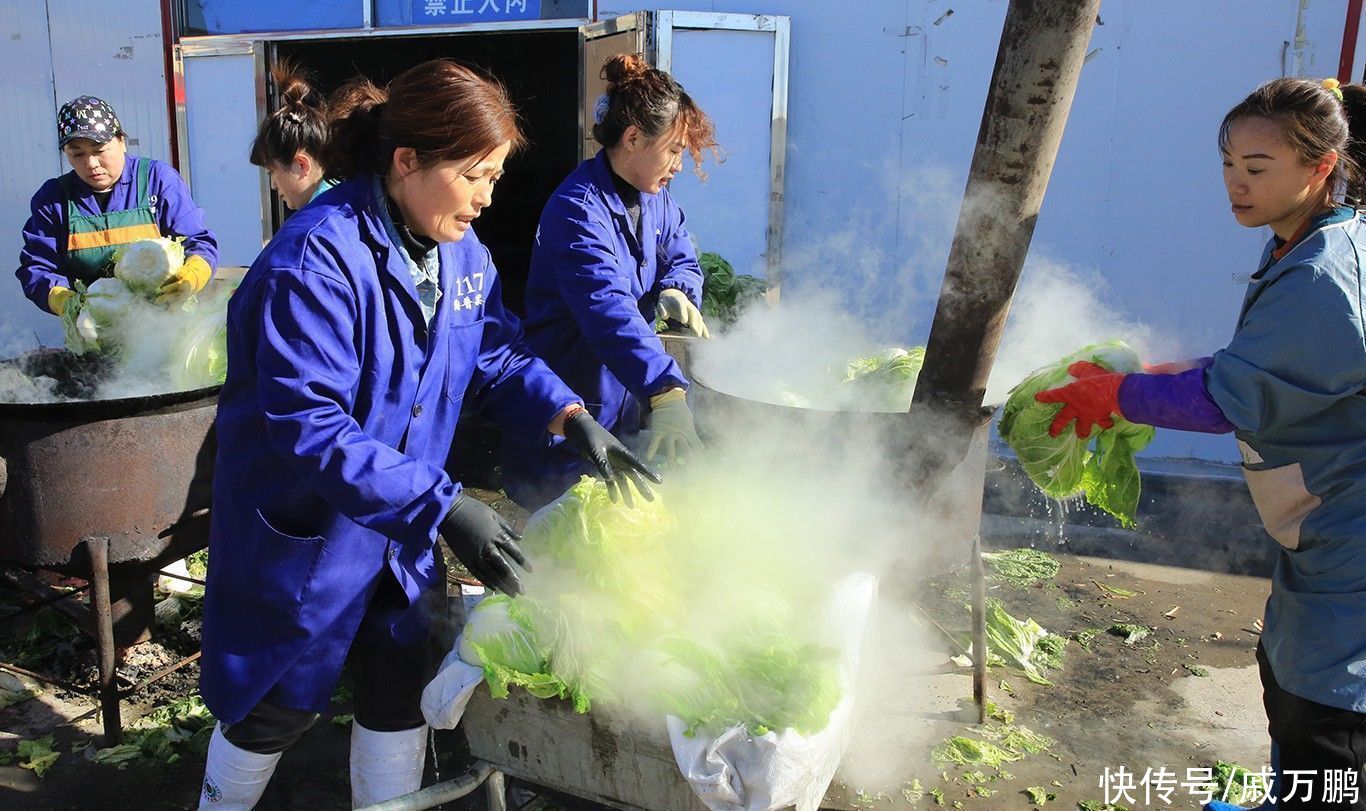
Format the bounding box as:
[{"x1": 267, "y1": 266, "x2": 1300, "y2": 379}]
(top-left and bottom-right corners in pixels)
[
  {"x1": 445, "y1": 320, "x2": 484, "y2": 403},
  {"x1": 1238, "y1": 440, "x2": 1321, "y2": 550},
  {"x1": 250, "y1": 508, "x2": 327, "y2": 616}
]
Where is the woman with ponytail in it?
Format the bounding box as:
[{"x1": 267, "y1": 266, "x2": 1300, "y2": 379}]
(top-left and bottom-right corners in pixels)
[
  {"x1": 249, "y1": 59, "x2": 332, "y2": 210},
  {"x1": 503, "y1": 53, "x2": 719, "y2": 511},
  {"x1": 196, "y1": 59, "x2": 656, "y2": 809},
  {"x1": 1038, "y1": 77, "x2": 1366, "y2": 810}
]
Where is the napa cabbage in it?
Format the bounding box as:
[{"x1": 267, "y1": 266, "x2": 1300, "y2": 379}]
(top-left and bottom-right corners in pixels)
[
  {"x1": 462, "y1": 476, "x2": 843, "y2": 736},
  {"x1": 459, "y1": 595, "x2": 574, "y2": 705},
  {"x1": 83, "y1": 277, "x2": 138, "y2": 329},
  {"x1": 113, "y1": 237, "x2": 185, "y2": 295},
  {"x1": 169, "y1": 285, "x2": 231, "y2": 390},
  {"x1": 997, "y1": 340, "x2": 1154, "y2": 527},
  {"x1": 840, "y1": 347, "x2": 924, "y2": 411},
  {"x1": 55, "y1": 256, "x2": 233, "y2": 391}
]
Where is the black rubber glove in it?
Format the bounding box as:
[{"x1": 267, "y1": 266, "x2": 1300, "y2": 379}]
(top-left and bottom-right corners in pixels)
[
  {"x1": 439, "y1": 494, "x2": 529, "y2": 596},
  {"x1": 562, "y1": 410, "x2": 663, "y2": 507}
]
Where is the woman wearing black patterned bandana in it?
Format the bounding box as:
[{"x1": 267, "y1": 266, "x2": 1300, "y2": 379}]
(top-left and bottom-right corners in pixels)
[{"x1": 14, "y1": 95, "x2": 218, "y2": 313}]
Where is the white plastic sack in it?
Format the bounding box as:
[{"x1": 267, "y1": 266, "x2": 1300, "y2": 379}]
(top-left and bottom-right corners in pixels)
[
  {"x1": 421, "y1": 593, "x2": 489, "y2": 729},
  {"x1": 669, "y1": 573, "x2": 878, "y2": 811}
]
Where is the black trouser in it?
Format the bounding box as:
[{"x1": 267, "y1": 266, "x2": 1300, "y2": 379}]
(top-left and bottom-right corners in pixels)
[
  {"x1": 1260, "y1": 643, "x2": 1366, "y2": 810},
  {"x1": 222, "y1": 567, "x2": 457, "y2": 754}
]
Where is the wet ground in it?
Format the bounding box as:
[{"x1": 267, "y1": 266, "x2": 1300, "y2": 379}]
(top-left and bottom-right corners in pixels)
[
  {"x1": 0, "y1": 507, "x2": 1273, "y2": 811},
  {"x1": 828, "y1": 550, "x2": 1272, "y2": 811}
]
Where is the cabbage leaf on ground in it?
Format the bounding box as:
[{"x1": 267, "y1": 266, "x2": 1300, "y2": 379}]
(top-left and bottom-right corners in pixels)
[
  {"x1": 953, "y1": 598, "x2": 1067, "y2": 686},
  {"x1": 981, "y1": 549, "x2": 1060, "y2": 588},
  {"x1": 997, "y1": 340, "x2": 1155, "y2": 528}
]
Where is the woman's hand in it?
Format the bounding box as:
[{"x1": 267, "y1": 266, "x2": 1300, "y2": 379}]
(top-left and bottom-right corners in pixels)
[
  {"x1": 47, "y1": 286, "x2": 75, "y2": 315},
  {"x1": 1033, "y1": 361, "x2": 1127, "y2": 438},
  {"x1": 439, "y1": 494, "x2": 529, "y2": 596},
  {"x1": 558, "y1": 409, "x2": 662, "y2": 506},
  {"x1": 156, "y1": 255, "x2": 212, "y2": 303},
  {"x1": 656, "y1": 289, "x2": 710, "y2": 339},
  {"x1": 645, "y1": 388, "x2": 704, "y2": 464}
]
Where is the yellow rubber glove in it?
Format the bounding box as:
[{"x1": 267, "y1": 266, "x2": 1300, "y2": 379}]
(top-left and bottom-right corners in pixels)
[
  {"x1": 656, "y1": 288, "x2": 711, "y2": 339},
  {"x1": 48, "y1": 285, "x2": 76, "y2": 316},
  {"x1": 156, "y1": 254, "x2": 212, "y2": 303},
  {"x1": 645, "y1": 387, "x2": 704, "y2": 464}
]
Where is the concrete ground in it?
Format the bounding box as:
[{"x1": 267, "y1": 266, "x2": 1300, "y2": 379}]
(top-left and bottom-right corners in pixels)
[
  {"x1": 0, "y1": 543, "x2": 1273, "y2": 811},
  {"x1": 827, "y1": 551, "x2": 1272, "y2": 810}
]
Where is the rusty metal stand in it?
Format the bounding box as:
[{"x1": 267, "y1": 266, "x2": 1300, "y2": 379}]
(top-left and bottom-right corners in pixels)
[
  {"x1": 970, "y1": 533, "x2": 988, "y2": 724},
  {"x1": 87, "y1": 536, "x2": 121, "y2": 744},
  {"x1": 0, "y1": 540, "x2": 203, "y2": 746}
]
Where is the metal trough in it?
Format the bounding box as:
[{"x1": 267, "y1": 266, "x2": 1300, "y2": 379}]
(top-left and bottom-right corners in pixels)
[
  {"x1": 464, "y1": 686, "x2": 706, "y2": 811},
  {"x1": 685, "y1": 365, "x2": 993, "y2": 575}
]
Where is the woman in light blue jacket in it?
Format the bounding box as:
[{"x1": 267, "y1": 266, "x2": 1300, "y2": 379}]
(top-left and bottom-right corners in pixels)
[{"x1": 1039, "y1": 77, "x2": 1366, "y2": 810}]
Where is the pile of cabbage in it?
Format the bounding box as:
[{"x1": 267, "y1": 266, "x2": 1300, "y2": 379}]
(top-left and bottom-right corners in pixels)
[
  {"x1": 774, "y1": 346, "x2": 925, "y2": 412},
  {"x1": 997, "y1": 340, "x2": 1154, "y2": 527},
  {"x1": 460, "y1": 476, "x2": 842, "y2": 737},
  {"x1": 698, "y1": 251, "x2": 768, "y2": 330},
  {"x1": 59, "y1": 238, "x2": 229, "y2": 392},
  {"x1": 838, "y1": 346, "x2": 924, "y2": 411}
]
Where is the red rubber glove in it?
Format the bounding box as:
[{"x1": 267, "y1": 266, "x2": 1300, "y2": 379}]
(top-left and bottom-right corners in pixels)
[{"x1": 1033, "y1": 360, "x2": 1126, "y2": 438}]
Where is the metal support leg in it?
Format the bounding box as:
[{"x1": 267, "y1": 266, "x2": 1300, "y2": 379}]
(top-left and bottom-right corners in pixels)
[
  {"x1": 486, "y1": 769, "x2": 507, "y2": 811},
  {"x1": 970, "y1": 533, "x2": 987, "y2": 725},
  {"x1": 88, "y1": 536, "x2": 121, "y2": 745}
]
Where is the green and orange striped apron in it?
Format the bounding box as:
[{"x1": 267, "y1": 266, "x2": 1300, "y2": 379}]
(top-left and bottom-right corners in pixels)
[{"x1": 60, "y1": 157, "x2": 161, "y2": 284}]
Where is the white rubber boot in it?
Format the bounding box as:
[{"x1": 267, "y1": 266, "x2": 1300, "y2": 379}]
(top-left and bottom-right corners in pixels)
[
  {"x1": 350, "y1": 722, "x2": 428, "y2": 808},
  {"x1": 198, "y1": 724, "x2": 281, "y2": 809}
]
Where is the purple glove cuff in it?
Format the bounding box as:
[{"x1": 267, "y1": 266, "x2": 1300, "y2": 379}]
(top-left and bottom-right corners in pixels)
[{"x1": 1118, "y1": 361, "x2": 1235, "y2": 434}]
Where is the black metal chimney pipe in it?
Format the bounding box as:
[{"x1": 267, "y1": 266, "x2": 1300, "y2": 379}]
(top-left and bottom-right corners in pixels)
[{"x1": 911, "y1": 0, "x2": 1101, "y2": 415}]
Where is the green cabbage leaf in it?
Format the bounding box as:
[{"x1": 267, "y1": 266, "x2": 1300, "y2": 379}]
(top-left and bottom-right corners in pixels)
[
  {"x1": 997, "y1": 340, "x2": 1154, "y2": 527},
  {"x1": 462, "y1": 476, "x2": 842, "y2": 736}
]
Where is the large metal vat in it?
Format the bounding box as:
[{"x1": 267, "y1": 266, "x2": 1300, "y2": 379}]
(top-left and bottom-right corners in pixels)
[
  {"x1": 0, "y1": 349, "x2": 218, "y2": 571},
  {"x1": 662, "y1": 333, "x2": 992, "y2": 572},
  {"x1": 0, "y1": 349, "x2": 218, "y2": 647}
]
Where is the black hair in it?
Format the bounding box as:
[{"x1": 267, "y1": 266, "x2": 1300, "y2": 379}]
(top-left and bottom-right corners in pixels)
[
  {"x1": 592, "y1": 53, "x2": 719, "y2": 176},
  {"x1": 249, "y1": 59, "x2": 329, "y2": 171},
  {"x1": 1220, "y1": 77, "x2": 1366, "y2": 206},
  {"x1": 325, "y1": 59, "x2": 524, "y2": 181}
]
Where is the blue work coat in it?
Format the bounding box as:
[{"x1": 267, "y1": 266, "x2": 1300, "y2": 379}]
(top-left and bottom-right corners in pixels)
[
  {"x1": 501, "y1": 150, "x2": 703, "y2": 509},
  {"x1": 1206, "y1": 207, "x2": 1366, "y2": 712},
  {"x1": 200, "y1": 176, "x2": 577, "y2": 723}
]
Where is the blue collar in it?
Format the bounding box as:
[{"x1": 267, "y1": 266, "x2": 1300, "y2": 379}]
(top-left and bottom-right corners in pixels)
[{"x1": 587, "y1": 149, "x2": 631, "y2": 220}]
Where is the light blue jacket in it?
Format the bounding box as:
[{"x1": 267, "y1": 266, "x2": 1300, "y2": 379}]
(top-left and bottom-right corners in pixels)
[{"x1": 1207, "y1": 206, "x2": 1366, "y2": 711}]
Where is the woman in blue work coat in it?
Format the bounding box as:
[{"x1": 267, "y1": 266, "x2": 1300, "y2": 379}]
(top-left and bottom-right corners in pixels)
[
  {"x1": 1039, "y1": 77, "x2": 1366, "y2": 810},
  {"x1": 196, "y1": 60, "x2": 656, "y2": 810},
  {"x1": 502, "y1": 53, "x2": 718, "y2": 511},
  {"x1": 15, "y1": 95, "x2": 217, "y2": 313},
  {"x1": 248, "y1": 60, "x2": 334, "y2": 211}
]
